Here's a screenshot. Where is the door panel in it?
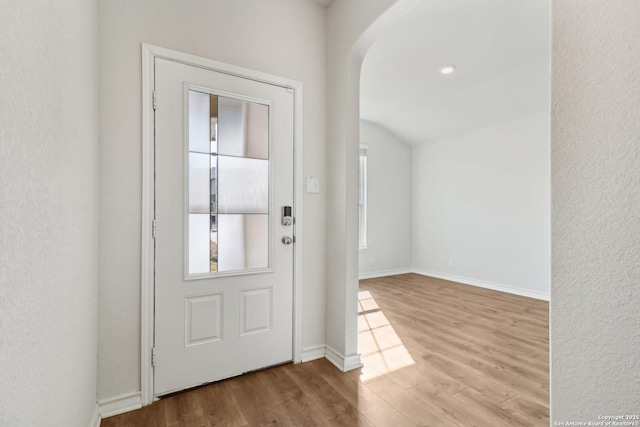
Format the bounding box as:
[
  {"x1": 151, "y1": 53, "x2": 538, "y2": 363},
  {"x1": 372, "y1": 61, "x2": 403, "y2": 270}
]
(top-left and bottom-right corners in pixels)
[{"x1": 154, "y1": 58, "x2": 294, "y2": 396}]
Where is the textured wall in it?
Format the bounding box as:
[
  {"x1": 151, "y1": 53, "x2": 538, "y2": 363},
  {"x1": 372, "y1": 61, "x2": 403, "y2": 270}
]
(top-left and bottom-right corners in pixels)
[
  {"x1": 412, "y1": 113, "x2": 550, "y2": 299},
  {"x1": 0, "y1": 0, "x2": 99, "y2": 425},
  {"x1": 358, "y1": 121, "x2": 412, "y2": 277},
  {"x1": 552, "y1": 0, "x2": 640, "y2": 420},
  {"x1": 98, "y1": 0, "x2": 327, "y2": 400}
]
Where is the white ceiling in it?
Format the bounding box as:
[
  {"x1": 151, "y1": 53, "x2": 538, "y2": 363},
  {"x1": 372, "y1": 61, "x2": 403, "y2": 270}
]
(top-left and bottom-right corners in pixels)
[
  {"x1": 309, "y1": 0, "x2": 333, "y2": 7},
  {"x1": 360, "y1": 0, "x2": 550, "y2": 145}
]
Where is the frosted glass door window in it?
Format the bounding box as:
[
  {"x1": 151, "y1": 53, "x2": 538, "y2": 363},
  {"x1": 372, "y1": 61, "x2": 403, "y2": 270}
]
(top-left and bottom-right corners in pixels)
[
  {"x1": 189, "y1": 214, "x2": 210, "y2": 274},
  {"x1": 189, "y1": 153, "x2": 210, "y2": 214},
  {"x1": 189, "y1": 91, "x2": 211, "y2": 153},
  {"x1": 217, "y1": 215, "x2": 268, "y2": 271},
  {"x1": 187, "y1": 90, "x2": 269, "y2": 275},
  {"x1": 218, "y1": 156, "x2": 268, "y2": 214},
  {"x1": 218, "y1": 97, "x2": 269, "y2": 159}
]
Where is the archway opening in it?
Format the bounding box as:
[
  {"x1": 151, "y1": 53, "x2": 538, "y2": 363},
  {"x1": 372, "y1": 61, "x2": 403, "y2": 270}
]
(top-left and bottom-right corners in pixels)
[{"x1": 352, "y1": 0, "x2": 551, "y2": 422}]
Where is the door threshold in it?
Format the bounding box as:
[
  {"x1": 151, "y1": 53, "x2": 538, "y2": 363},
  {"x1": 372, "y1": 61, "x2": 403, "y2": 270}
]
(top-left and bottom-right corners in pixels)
[
  {"x1": 242, "y1": 359, "x2": 293, "y2": 375},
  {"x1": 156, "y1": 360, "x2": 294, "y2": 400}
]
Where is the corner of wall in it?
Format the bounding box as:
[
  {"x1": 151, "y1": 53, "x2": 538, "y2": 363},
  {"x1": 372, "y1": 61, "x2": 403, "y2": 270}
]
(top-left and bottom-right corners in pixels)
[
  {"x1": 90, "y1": 403, "x2": 101, "y2": 427},
  {"x1": 98, "y1": 392, "x2": 143, "y2": 420}
]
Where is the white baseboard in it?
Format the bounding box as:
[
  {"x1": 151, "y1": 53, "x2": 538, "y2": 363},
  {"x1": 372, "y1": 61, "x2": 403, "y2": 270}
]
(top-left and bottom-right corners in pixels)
[
  {"x1": 325, "y1": 345, "x2": 363, "y2": 372},
  {"x1": 98, "y1": 391, "x2": 142, "y2": 419},
  {"x1": 89, "y1": 402, "x2": 100, "y2": 427},
  {"x1": 301, "y1": 345, "x2": 326, "y2": 362},
  {"x1": 412, "y1": 268, "x2": 550, "y2": 301},
  {"x1": 359, "y1": 268, "x2": 412, "y2": 280},
  {"x1": 342, "y1": 352, "x2": 364, "y2": 371}
]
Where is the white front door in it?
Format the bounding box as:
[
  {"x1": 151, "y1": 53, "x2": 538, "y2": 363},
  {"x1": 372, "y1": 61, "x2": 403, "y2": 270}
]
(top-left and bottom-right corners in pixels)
[{"x1": 153, "y1": 58, "x2": 295, "y2": 396}]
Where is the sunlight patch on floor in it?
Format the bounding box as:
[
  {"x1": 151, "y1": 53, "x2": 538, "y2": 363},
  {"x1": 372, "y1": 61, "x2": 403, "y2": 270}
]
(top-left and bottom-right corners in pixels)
[{"x1": 358, "y1": 290, "x2": 415, "y2": 382}]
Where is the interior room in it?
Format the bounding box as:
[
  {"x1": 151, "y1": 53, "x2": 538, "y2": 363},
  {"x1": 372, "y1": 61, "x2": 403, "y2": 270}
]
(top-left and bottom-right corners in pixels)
[
  {"x1": 354, "y1": 1, "x2": 551, "y2": 423},
  {"x1": 1, "y1": 0, "x2": 638, "y2": 426},
  {"x1": 357, "y1": 0, "x2": 550, "y2": 299}
]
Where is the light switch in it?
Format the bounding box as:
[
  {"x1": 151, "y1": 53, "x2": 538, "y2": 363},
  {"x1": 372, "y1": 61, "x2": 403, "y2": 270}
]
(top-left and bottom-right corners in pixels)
[{"x1": 306, "y1": 177, "x2": 320, "y2": 193}]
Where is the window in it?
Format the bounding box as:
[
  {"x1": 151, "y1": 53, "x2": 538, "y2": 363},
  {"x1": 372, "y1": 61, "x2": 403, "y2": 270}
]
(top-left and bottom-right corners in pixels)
[
  {"x1": 359, "y1": 145, "x2": 368, "y2": 249},
  {"x1": 187, "y1": 90, "x2": 270, "y2": 276}
]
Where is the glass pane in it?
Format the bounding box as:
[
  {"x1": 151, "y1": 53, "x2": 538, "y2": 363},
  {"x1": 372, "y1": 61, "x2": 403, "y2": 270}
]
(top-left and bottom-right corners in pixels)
[
  {"x1": 189, "y1": 91, "x2": 210, "y2": 153},
  {"x1": 210, "y1": 95, "x2": 218, "y2": 154},
  {"x1": 218, "y1": 156, "x2": 268, "y2": 214},
  {"x1": 218, "y1": 97, "x2": 269, "y2": 160},
  {"x1": 187, "y1": 91, "x2": 270, "y2": 276},
  {"x1": 210, "y1": 221, "x2": 218, "y2": 273},
  {"x1": 189, "y1": 214, "x2": 210, "y2": 275},
  {"x1": 189, "y1": 153, "x2": 210, "y2": 214},
  {"x1": 210, "y1": 158, "x2": 217, "y2": 214},
  {"x1": 217, "y1": 214, "x2": 268, "y2": 272}
]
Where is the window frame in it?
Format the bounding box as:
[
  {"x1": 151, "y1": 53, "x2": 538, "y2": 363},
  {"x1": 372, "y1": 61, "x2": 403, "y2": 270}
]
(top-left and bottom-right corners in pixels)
[{"x1": 359, "y1": 144, "x2": 368, "y2": 250}]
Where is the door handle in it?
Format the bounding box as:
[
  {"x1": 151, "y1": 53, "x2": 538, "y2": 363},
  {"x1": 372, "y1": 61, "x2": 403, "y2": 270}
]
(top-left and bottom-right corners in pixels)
[{"x1": 282, "y1": 236, "x2": 294, "y2": 245}]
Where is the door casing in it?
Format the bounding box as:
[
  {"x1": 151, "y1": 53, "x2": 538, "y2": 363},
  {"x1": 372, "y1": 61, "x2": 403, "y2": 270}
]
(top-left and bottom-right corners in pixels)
[{"x1": 141, "y1": 44, "x2": 304, "y2": 405}]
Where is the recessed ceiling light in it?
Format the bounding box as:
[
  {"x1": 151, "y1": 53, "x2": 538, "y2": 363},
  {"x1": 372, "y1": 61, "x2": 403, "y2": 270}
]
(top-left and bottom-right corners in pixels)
[{"x1": 439, "y1": 65, "x2": 456, "y2": 75}]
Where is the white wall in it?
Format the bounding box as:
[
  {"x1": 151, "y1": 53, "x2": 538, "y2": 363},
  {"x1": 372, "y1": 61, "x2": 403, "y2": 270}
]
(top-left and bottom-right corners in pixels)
[
  {"x1": 0, "y1": 0, "x2": 99, "y2": 425},
  {"x1": 551, "y1": 0, "x2": 640, "y2": 420},
  {"x1": 412, "y1": 112, "x2": 550, "y2": 299},
  {"x1": 359, "y1": 121, "x2": 412, "y2": 278},
  {"x1": 98, "y1": 0, "x2": 327, "y2": 400}
]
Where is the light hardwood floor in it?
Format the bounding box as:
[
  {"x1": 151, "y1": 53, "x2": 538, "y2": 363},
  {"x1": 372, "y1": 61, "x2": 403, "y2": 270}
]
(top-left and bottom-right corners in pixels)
[{"x1": 102, "y1": 273, "x2": 549, "y2": 426}]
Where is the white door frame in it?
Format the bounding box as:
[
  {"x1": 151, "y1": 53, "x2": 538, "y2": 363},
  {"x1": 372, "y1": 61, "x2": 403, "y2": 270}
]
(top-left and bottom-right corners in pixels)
[{"x1": 140, "y1": 44, "x2": 304, "y2": 406}]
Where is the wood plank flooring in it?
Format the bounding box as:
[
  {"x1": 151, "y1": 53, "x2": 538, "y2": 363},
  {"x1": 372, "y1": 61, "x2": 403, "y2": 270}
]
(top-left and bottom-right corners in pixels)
[{"x1": 102, "y1": 273, "x2": 549, "y2": 426}]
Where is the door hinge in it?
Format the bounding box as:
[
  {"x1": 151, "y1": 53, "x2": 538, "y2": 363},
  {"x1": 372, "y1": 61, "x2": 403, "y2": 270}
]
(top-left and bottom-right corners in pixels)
[
  {"x1": 151, "y1": 347, "x2": 157, "y2": 367},
  {"x1": 152, "y1": 219, "x2": 157, "y2": 239},
  {"x1": 153, "y1": 90, "x2": 157, "y2": 110}
]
